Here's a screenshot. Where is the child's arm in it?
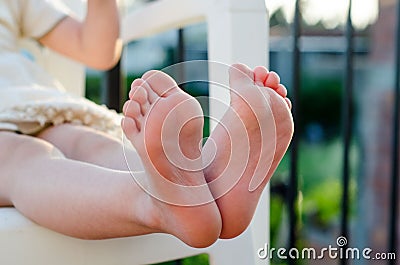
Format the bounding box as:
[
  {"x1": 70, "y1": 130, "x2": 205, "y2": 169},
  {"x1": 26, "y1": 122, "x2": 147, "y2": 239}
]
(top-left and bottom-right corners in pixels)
[{"x1": 39, "y1": 0, "x2": 122, "y2": 70}]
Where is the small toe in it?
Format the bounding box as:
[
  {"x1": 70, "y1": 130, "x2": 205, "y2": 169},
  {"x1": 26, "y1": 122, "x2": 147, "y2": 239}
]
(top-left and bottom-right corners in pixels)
[
  {"x1": 276, "y1": 84, "x2": 288, "y2": 98},
  {"x1": 130, "y1": 78, "x2": 158, "y2": 103},
  {"x1": 285, "y1": 97, "x2": 292, "y2": 110},
  {"x1": 264, "y1": 71, "x2": 280, "y2": 90},
  {"x1": 131, "y1": 78, "x2": 145, "y2": 88},
  {"x1": 130, "y1": 86, "x2": 152, "y2": 115},
  {"x1": 123, "y1": 100, "x2": 142, "y2": 120},
  {"x1": 122, "y1": 100, "x2": 129, "y2": 114},
  {"x1": 142, "y1": 70, "x2": 180, "y2": 97},
  {"x1": 253, "y1": 66, "x2": 269, "y2": 86},
  {"x1": 121, "y1": 117, "x2": 140, "y2": 137},
  {"x1": 140, "y1": 80, "x2": 158, "y2": 103},
  {"x1": 129, "y1": 86, "x2": 148, "y2": 104}
]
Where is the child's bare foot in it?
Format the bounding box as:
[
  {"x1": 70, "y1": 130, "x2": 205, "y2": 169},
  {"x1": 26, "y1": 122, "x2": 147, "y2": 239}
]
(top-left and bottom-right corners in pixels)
[
  {"x1": 122, "y1": 71, "x2": 221, "y2": 247},
  {"x1": 203, "y1": 63, "x2": 294, "y2": 238}
]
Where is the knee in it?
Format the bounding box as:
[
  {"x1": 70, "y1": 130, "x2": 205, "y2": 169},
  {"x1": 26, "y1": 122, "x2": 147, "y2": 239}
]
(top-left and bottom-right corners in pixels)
[{"x1": 0, "y1": 132, "x2": 65, "y2": 163}]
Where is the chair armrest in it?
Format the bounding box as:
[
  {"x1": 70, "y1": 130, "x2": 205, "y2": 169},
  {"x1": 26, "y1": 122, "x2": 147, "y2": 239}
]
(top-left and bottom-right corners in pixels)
[
  {"x1": 0, "y1": 207, "x2": 263, "y2": 265},
  {"x1": 121, "y1": 0, "x2": 209, "y2": 43}
]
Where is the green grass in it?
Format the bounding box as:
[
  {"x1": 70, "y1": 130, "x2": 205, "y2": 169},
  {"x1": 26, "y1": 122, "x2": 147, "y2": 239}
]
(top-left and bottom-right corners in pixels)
[
  {"x1": 155, "y1": 254, "x2": 209, "y2": 265},
  {"x1": 273, "y1": 139, "x2": 358, "y2": 194},
  {"x1": 271, "y1": 138, "x2": 359, "y2": 241},
  {"x1": 85, "y1": 75, "x2": 102, "y2": 104},
  {"x1": 270, "y1": 139, "x2": 359, "y2": 265}
]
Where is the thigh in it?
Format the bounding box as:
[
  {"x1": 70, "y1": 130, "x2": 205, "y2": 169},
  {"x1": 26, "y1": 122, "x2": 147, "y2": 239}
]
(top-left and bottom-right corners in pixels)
[
  {"x1": 37, "y1": 124, "x2": 140, "y2": 170},
  {"x1": 0, "y1": 131, "x2": 157, "y2": 238},
  {"x1": 0, "y1": 131, "x2": 65, "y2": 206},
  {"x1": 37, "y1": 124, "x2": 120, "y2": 158}
]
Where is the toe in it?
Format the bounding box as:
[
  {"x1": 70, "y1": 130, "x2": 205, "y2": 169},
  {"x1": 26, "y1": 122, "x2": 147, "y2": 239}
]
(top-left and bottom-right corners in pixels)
[
  {"x1": 131, "y1": 78, "x2": 145, "y2": 88},
  {"x1": 121, "y1": 117, "x2": 140, "y2": 136},
  {"x1": 253, "y1": 66, "x2": 269, "y2": 86},
  {"x1": 122, "y1": 100, "x2": 129, "y2": 114},
  {"x1": 129, "y1": 86, "x2": 147, "y2": 104},
  {"x1": 276, "y1": 84, "x2": 288, "y2": 98},
  {"x1": 264, "y1": 71, "x2": 280, "y2": 90},
  {"x1": 129, "y1": 86, "x2": 150, "y2": 115},
  {"x1": 285, "y1": 97, "x2": 292, "y2": 110},
  {"x1": 140, "y1": 80, "x2": 158, "y2": 103},
  {"x1": 123, "y1": 100, "x2": 143, "y2": 130},
  {"x1": 130, "y1": 79, "x2": 158, "y2": 103},
  {"x1": 142, "y1": 70, "x2": 180, "y2": 97},
  {"x1": 123, "y1": 100, "x2": 142, "y2": 120},
  {"x1": 229, "y1": 63, "x2": 254, "y2": 87}
]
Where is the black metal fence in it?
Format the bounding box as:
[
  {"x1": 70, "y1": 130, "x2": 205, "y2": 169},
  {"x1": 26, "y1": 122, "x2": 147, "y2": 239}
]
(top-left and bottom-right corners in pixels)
[
  {"x1": 391, "y1": 1, "x2": 400, "y2": 264},
  {"x1": 103, "y1": 1, "x2": 399, "y2": 264},
  {"x1": 287, "y1": 1, "x2": 399, "y2": 265}
]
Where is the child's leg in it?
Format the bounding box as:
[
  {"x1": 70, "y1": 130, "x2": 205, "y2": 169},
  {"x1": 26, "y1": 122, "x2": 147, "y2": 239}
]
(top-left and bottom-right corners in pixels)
[
  {"x1": 0, "y1": 192, "x2": 11, "y2": 206},
  {"x1": 37, "y1": 124, "x2": 137, "y2": 171},
  {"x1": 203, "y1": 64, "x2": 294, "y2": 238},
  {"x1": 0, "y1": 131, "x2": 220, "y2": 247}
]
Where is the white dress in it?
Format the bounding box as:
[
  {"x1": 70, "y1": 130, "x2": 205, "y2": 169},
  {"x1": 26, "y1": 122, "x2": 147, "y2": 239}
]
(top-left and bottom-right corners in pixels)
[{"x1": 0, "y1": 0, "x2": 122, "y2": 136}]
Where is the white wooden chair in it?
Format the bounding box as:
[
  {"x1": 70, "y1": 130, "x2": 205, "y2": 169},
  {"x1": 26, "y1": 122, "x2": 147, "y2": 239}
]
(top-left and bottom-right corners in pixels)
[{"x1": 0, "y1": 0, "x2": 270, "y2": 264}]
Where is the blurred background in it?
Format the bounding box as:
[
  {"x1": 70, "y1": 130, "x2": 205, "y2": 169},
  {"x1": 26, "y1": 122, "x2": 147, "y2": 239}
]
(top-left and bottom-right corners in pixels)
[{"x1": 85, "y1": 0, "x2": 398, "y2": 264}]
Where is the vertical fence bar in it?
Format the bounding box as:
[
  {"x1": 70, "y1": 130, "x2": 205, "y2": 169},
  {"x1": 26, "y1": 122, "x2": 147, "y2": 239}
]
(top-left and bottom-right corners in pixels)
[
  {"x1": 288, "y1": 1, "x2": 301, "y2": 264},
  {"x1": 177, "y1": 28, "x2": 185, "y2": 63},
  {"x1": 340, "y1": 1, "x2": 354, "y2": 265},
  {"x1": 175, "y1": 28, "x2": 185, "y2": 265},
  {"x1": 176, "y1": 28, "x2": 186, "y2": 91},
  {"x1": 103, "y1": 59, "x2": 123, "y2": 112},
  {"x1": 388, "y1": 0, "x2": 400, "y2": 263}
]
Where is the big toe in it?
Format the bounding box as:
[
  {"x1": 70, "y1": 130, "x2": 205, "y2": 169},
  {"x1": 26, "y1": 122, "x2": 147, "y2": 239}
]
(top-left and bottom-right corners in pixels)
[
  {"x1": 142, "y1": 70, "x2": 180, "y2": 97},
  {"x1": 229, "y1": 63, "x2": 255, "y2": 88}
]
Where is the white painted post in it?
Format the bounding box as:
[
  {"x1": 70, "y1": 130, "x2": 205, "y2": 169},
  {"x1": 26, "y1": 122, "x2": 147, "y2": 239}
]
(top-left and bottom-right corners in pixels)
[
  {"x1": 206, "y1": 1, "x2": 270, "y2": 264},
  {"x1": 207, "y1": 0, "x2": 269, "y2": 124}
]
